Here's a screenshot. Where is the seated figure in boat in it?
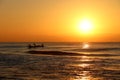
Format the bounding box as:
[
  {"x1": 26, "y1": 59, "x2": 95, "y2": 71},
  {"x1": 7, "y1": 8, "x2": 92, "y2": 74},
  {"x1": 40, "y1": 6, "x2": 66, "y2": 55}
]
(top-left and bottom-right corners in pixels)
[
  {"x1": 41, "y1": 43, "x2": 44, "y2": 47},
  {"x1": 28, "y1": 43, "x2": 44, "y2": 49}
]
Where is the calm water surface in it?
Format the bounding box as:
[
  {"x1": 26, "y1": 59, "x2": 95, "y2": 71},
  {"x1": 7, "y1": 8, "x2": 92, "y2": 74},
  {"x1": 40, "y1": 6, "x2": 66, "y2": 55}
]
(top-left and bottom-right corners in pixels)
[{"x1": 0, "y1": 42, "x2": 120, "y2": 80}]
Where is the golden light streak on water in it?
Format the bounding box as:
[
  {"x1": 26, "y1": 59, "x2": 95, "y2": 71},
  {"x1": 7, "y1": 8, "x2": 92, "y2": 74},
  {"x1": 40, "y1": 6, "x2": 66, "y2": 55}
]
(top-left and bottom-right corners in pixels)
[
  {"x1": 81, "y1": 56, "x2": 90, "y2": 61},
  {"x1": 82, "y1": 43, "x2": 90, "y2": 49},
  {"x1": 74, "y1": 71, "x2": 92, "y2": 80}
]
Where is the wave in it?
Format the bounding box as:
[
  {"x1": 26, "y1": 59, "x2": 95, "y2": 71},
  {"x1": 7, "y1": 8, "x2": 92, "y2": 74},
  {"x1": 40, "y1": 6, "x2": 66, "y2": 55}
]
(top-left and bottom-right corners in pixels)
[
  {"x1": 72, "y1": 48, "x2": 120, "y2": 52},
  {"x1": 27, "y1": 50, "x2": 119, "y2": 56},
  {"x1": 0, "y1": 46, "x2": 25, "y2": 48}
]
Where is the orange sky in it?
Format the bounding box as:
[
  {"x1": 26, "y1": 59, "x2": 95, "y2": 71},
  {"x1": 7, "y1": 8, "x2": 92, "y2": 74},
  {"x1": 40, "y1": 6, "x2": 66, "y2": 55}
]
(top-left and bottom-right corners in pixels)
[{"x1": 0, "y1": 0, "x2": 120, "y2": 42}]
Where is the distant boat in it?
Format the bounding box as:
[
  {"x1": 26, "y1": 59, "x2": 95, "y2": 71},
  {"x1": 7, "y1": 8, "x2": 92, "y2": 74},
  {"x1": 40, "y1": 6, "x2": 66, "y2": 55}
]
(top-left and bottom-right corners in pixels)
[{"x1": 28, "y1": 43, "x2": 44, "y2": 49}]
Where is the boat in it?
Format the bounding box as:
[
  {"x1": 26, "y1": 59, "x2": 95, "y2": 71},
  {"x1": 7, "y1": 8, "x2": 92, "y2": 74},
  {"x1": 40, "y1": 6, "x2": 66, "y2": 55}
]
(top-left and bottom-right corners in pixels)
[{"x1": 28, "y1": 43, "x2": 44, "y2": 49}]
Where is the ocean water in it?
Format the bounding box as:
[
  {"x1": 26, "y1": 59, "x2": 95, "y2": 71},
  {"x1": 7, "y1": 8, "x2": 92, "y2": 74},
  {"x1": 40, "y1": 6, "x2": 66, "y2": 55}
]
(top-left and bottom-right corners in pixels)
[{"x1": 0, "y1": 42, "x2": 120, "y2": 80}]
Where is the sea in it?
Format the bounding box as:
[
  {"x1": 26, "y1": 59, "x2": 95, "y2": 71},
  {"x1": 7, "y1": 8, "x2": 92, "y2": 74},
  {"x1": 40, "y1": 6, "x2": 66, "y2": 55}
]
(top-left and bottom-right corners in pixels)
[{"x1": 0, "y1": 42, "x2": 120, "y2": 80}]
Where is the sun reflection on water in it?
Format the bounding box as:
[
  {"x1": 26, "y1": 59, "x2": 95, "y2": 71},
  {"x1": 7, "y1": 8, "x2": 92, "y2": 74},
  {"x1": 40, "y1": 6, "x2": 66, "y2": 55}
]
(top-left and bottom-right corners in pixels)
[
  {"x1": 80, "y1": 76, "x2": 91, "y2": 80},
  {"x1": 78, "y1": 64, "x2": 90, "y2": 68},
  {"x1": 74, "y1": 54, "x2": 93, "y2": 80},
  {"x1": 74, "y1": 71, "x2": 92, "y2": 80},
  {"x1": 79, "y1": 56, "x2": 91, "y2": 68},
  {"x1": 72, "y1": 43, "x2": 104, "y2": 80},
  {"x1": 75, "y1": 76, "x2": 91, "y2": 80},
  {"x1": 82, "y1": 43, "x2": 90, "y2": 49},
  {"x1": 81, "y1": 56, "x2": 90, "y2": 61}
]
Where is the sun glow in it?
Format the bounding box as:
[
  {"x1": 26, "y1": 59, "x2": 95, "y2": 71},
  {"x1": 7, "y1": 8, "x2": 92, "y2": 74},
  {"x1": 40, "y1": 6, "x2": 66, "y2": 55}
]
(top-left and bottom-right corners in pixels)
[
  {"x1": 78, "y1": 19, "x2": 93, "y2": 34},
  {"x1": 82, "y1": 43, "x2": 90, "y2": 49}
]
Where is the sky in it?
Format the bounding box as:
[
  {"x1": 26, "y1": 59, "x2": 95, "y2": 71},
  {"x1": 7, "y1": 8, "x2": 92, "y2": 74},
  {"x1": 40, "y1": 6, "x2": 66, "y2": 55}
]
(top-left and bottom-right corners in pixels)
[{"x1": 0, "y1": 0, "x2": 120, "y2": 42}]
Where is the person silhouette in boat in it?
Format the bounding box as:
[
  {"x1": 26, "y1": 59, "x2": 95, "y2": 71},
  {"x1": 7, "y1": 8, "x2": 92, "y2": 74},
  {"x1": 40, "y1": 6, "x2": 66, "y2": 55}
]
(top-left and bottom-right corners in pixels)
[
  {"x1": 28, "y1": 44, "x2": 32, "y2": 49},
  {"x1": 28, "y1": 43, "x2": 44, "y2": 49},
  {"x1": 33, "y1": 43, "x2": 36, "y2": 47},
  {"x1": 41, "y1": 43, "x2": 44, "y2": 47}
]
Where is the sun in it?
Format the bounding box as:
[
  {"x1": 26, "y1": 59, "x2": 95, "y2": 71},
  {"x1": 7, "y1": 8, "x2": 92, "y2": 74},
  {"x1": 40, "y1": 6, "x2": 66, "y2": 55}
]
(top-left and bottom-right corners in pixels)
[{"x1": 78, "y1": 19, "x2": 93, "y2": 34}]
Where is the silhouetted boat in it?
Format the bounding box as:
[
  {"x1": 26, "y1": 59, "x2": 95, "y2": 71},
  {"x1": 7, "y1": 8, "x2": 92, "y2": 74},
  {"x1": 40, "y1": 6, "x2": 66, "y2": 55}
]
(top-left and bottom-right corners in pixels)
[{"x1": 28, "y1": 43, "x2": 44, "y2": 49}]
